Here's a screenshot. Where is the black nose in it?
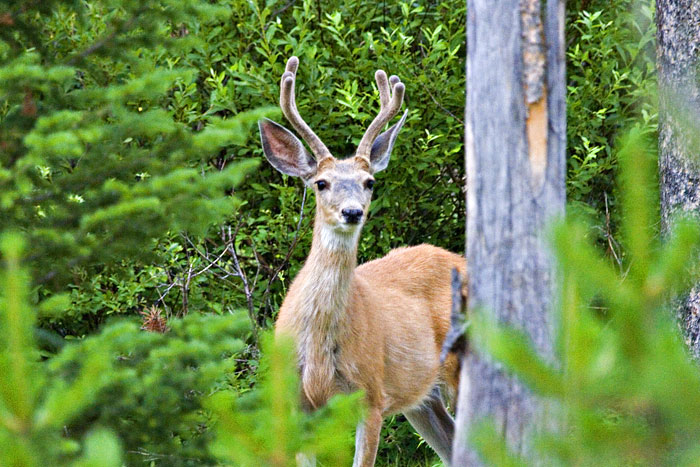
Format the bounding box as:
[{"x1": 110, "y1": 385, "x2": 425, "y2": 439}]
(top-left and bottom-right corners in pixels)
[{"x1": 341, "y1": 208, "x2": 363, "y2": 224}]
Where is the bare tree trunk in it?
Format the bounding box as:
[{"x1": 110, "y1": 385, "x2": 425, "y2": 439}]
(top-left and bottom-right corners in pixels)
[
  {"x1": 452, "y1": 0, "x2": 566, "y2": 464},
  {"x1": 657, "y1": 0, "x2": 700, "y2": 358}
]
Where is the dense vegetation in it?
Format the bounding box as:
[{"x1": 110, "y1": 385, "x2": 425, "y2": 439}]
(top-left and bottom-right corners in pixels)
[{"x1": 4, "y1": 0, "x2": 693, "y2": 465}]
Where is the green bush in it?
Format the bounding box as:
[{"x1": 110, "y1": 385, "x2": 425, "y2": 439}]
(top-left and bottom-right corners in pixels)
[
  {"x1": 1, "y1": 0, "x2": 264, "y2": 289},
  {"x1": 566, "y1": 0, "x2": 657, "y2": 225},
  {"x1": 6, "y1": 3, "x2": 474, "y2": 384},
  {"x1": 0, "y1": 232, "x2": 122, "y2": 467},
  {"x1": 1, "y1": 232, "x2": 364, "y2": 466},
  {"x1": 27, "y1": 0, "x2": 659, "y2": 338},
  {"x1": 49, "y1": 311, "x2": 249, "y2": 466}
]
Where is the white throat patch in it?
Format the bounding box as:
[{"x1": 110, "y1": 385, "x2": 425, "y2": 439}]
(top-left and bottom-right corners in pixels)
[{"x1": 320, "y1": 224, "x2": 361, "y2": 252}]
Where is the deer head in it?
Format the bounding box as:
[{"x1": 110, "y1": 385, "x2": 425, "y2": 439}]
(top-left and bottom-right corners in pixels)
[{"x1": 259, "y1": 56, "x2": 408, "y2": 239}]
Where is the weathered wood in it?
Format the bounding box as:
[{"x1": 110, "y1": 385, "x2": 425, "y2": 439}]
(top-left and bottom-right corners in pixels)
[
  {"x1": 656, "y1": 0, "x2": 700, "y2": 358},
  {"x1": 452, "y1": 0, "x2": 566, "y2": 464}
]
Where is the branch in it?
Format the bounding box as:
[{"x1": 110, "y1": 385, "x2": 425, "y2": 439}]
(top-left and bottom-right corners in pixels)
[
  {"x1": 68, "y1": 14, "x2": 140, "y2": 65},
  {"x1": 223, "y1": 222, "x2": 259, "y2": 342},
  {"x1": 260, "y1": 186, "x2": 308, "y2": 313}
]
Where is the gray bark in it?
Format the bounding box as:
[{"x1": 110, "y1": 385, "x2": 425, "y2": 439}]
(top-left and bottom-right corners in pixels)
[
  {"x1": 453, "y1": 0, "x2": 566, "y2": 464},
  {"x1": 656, "y1": 0, "x2": 700, "y2": 358}
]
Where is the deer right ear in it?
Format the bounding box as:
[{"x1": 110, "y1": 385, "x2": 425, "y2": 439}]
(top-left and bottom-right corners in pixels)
[{"x1": 259, "y1": 118, "x2": 317, "y2": 181}]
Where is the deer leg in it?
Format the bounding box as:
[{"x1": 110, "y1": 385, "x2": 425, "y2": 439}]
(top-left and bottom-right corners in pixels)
[
  {"x1": 403, "y1": 386, "x2": 455, "y2": 465},
  {"x1": 296, "y1": 452, "x2": 316, "y2": 467},
  {"x1": 352, "y1": 407, "x2": 383, "y2": 467}
]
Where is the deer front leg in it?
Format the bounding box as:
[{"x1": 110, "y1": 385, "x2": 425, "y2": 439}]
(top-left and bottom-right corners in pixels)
[
  {"x1": 295, "y1": 452, "x2": 316, "y2": 467},
  {"x1": 352, "y1": 407, "x2": 383, "y2": 467}
]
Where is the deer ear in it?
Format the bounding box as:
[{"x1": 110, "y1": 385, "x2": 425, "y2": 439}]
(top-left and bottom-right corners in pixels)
[
  {"x1": 369, "y1": 110, "x2": 408, "y2": 173},
  {"x1": 259, "y1": 118, "x2": 317, "y2": 180}
]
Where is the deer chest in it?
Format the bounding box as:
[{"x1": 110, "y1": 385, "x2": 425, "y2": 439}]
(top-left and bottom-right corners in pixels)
[{"x1": 299, "y1": 343, "x2": 356, "y2": 409}]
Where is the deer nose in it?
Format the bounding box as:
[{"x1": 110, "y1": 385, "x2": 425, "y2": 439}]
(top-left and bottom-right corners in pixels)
[{"x1": 341, "y1": 208, "x2": 363, "y2": 224}]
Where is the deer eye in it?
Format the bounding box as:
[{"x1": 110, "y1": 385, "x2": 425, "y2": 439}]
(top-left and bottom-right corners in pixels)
[
  {"x1": 365, "y1": 179, "x2": 375, "y2": 190},
  {"x1": 315, "y1": 180, "x2": 328, "y2": 191}
]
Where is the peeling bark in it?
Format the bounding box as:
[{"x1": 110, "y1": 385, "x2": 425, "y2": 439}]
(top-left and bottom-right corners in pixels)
[
  {"x1": 521, "y1": 0, "x2": 550, "y2": 189},
  {"x1": 527, "y1": 89, "x2": 549, "y2": 189},
  {"x1": 656, "y1": 0, "x2": 700, "y2": 358},
  {"x1": 452, "y1": 0, "x2": 566, "y2": 464}
]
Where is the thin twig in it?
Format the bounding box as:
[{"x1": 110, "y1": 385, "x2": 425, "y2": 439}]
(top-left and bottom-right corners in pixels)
[
  {"x1": 156, "y1": 281, "x2": 179, "y2": 311},
  {"x1": 603, "y1": 192, "x2": 623, "y2": 273},
  {"x1": 179, "y1": 240, "x2": 194, "y2": 317},
  {"x1": 270, "y1": 0, "x2": 296, "y2": 20},
  {"x1": 155, "y1": 234, "x2": 235, "y2": 313},
  {"x1": 260, "y1": 186, "x2": 308, "y2": 314},
  {"x1": 183, "y1": 234, "x2": 232, "y2": 279},
  {"x1": 414, "y1": 45, "x2": 464, "y2": 125},
  {"x1": 68, "y1": 16, "x2": 138, "y2": 65},
  {"x1": 223, "y1": 222, "x2": 259, "y2": 341},
  {"x1": 422, "y1": 84, "x2": 464, "y2": 125}
]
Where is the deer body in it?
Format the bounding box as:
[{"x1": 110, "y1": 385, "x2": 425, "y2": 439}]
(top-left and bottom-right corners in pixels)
[
  {"x1": 277, "y1": 236, "x2": 464, "y2": 413},
  {"x1": 259, "y1": 57, "x2": 465, "y2": 466}
]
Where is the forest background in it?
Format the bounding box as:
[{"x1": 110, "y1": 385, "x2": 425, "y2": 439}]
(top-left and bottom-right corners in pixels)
[{"x1": 0, "y1": 0, "x2": 666, "y2": 465}]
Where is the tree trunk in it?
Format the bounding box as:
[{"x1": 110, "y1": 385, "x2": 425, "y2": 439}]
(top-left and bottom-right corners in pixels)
[
  {"x1": 657, "y1": 0, "x2": 700, "y2": 358},
  {"x1": 452, "y1": 0, "x2": 566, "y2": 464}
]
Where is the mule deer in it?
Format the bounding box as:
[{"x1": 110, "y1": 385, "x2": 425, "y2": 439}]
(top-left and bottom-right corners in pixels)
[{"x1": 258, "y1": 56, "x2": 466, "y2": 466}]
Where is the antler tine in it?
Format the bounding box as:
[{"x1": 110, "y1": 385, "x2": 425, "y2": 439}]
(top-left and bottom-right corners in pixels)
[
  {"x1": 356, "y1": 70, "x2": 405, "y2": 160},
  {"x1": 376, "y1": 70, "x2": 391, "y2": 108},
  {"x1": 279, "y1": 56, "x2": 332, "y2": 160}
]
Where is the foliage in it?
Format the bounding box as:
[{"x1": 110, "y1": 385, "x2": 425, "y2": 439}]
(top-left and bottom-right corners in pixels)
[
  {"x1": 20, "y1": 0, "x2": 468, "y2": 335},
  {"x1": 470, "y1": 129, "x2": 700, "y2": 466},
  {"x1": 208, "y1": 333, "x2": 364, "y2": 466},
  {"x1": 0, "y1": 0, "x2": 264, "y2": 288},
  {"x1": 23, "y1": 0, "x2": 659, "y2": 339},
  {"x1": 566, "y1": 0, "x2": 657, "y2": 225},
  {"x1": 49, "y1": 310, "x2": 250, "y2": 466},
  {"x1": 0, "y1": 232, "x2": 122, "y2": 467},
  {"x1": 3, "y1": 0, "x2": 468, "y2": 462}
]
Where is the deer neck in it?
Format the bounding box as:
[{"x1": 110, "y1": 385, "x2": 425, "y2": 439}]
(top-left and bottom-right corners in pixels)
[
  {"x1": 291, "y1": 212, "x2": 361, "y2": 407},
  {"x1": 299, "y1": 216, "x2": 360, "y2": 321}
]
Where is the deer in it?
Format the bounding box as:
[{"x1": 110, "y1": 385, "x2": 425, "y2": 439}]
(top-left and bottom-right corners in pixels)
[{"x1": 258, "y1": 56, "x2": 466, "y2": 466}]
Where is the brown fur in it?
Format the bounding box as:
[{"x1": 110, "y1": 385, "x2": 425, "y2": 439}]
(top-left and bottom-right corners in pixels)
[
  {"x1": 275, "y1": 198, "x2": 465, "y2": 465},
  {"x1": 276, "y1": 241, "x2": 465, "y2": 408}
]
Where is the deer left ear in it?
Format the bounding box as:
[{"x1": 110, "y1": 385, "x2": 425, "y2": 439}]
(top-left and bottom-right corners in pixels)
[
  {"x1": 369, "y1": 110, "x2": 408, "y2": 173},
  {"x1": 259, "y1": 118, "x2": 317, "y2": 181}
]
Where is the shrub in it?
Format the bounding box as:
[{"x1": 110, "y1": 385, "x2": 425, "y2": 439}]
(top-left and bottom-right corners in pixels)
[
  {"x1": 0, "y1": 0, "x2": 264, "y2": 288},
  {"x1": 566, "y1": 0, "x2": 657, "y2": 227},
  {"x1": 0, "y1": 232, "x2": 122, "y2": 466},
  {"x1": 2, "y1": 0, "x2": 667, "y2": 464},
  {"x1": 1, "y1": 232, "x2": 364, "y2": 466},
  {"x1": 49, "y1": 311, "x2": 249, "y2": 466}
]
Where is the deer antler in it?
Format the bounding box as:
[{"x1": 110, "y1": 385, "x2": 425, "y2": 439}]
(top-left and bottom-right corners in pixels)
[
  {"x1": 355, "y1": 70, "x2": 405, "y2": 160},
  {"x1": 280, "y1": 56, "x2": 333, "y2": 161}
]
